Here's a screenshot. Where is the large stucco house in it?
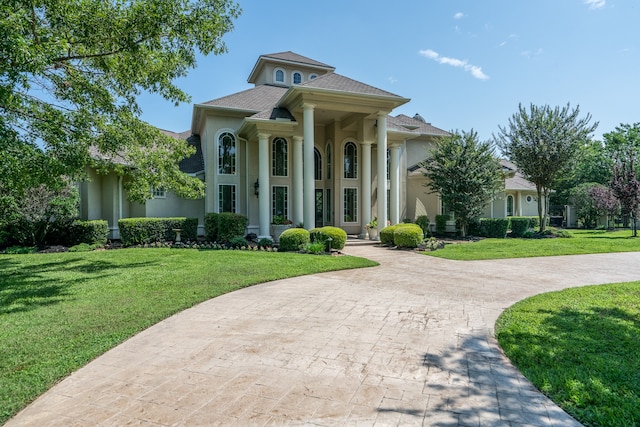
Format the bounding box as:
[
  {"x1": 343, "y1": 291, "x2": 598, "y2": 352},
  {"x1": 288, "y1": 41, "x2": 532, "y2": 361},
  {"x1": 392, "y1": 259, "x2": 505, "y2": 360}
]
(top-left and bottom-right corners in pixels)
[{"x1": 79, "y1": 51, "x2": 540, "y2": 240}]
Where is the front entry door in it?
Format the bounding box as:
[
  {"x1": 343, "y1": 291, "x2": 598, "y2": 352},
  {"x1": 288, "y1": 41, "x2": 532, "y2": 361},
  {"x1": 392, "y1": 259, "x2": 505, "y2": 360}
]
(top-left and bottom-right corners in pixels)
[{"x1": 315, "y1": 189, "x2": 323, "y2": 228}]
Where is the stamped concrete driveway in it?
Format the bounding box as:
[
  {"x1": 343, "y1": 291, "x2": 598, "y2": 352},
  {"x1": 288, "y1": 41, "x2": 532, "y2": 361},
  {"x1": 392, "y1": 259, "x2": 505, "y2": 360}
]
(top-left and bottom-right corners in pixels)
[{"x1": 7, "y1": 242, "x2": 640, "y2": 426}]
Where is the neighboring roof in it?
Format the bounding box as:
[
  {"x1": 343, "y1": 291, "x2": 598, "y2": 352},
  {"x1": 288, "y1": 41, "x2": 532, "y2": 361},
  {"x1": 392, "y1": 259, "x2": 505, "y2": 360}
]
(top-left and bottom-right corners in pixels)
[
  {"x1": 200, "y1": 84, "x2": 288, "y2": 112},
  {"x1": 390, "y1": 114, "x2": 449, "y2": 137},
  {"x1": 88, "y1": 145, "x2": 129, "y2": 166},
  {"x1": 299, "y1": 73, "x2": 404, "y2": 99},
  {"x1": 179, "y1": 134, "x2": 204, "y2": 174},
  {"x1": 501, "y1": 159, "x2": 536, "y2": 191}
]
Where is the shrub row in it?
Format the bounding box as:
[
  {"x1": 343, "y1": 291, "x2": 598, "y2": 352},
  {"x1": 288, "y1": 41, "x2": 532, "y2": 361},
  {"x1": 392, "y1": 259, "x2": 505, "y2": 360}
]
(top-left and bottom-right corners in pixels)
[
  {"x1": 118, "y1": 217, "x2": 198, "y2": 246},
  {"x1": 204, "y1": 213, "x2": 248, "y2": 243},
  {"x1": 380, "y1": 223, "x2": 424, "y2": 248},
  {"x1": 68, "y1": 220, "x2": 109, "y2": 245},
  {"x1": 278, "y1": 226, "x2": 348, "y2": 252}
]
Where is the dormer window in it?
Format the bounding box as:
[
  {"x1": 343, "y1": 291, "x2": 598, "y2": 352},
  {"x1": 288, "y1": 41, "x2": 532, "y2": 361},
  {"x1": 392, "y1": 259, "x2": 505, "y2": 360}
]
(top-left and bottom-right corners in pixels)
[
  {"x1": 292, "y1": 71, "x2": 302, "y2": 85},
  {"x1": 274, "y1": 68, "x2": 285, "y2": 83},
  {"x1": 309, "y1": 74, "x2": 318, "y2": 80}
]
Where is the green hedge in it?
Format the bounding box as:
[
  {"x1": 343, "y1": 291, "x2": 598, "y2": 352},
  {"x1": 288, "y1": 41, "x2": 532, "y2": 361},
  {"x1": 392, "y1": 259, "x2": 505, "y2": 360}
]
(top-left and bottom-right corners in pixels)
[
  {"x1": 279, "y1": 228, "x2": 310, "y2": 252},
  {"x1": 479, "y1": 218, "x2": 509, "y2": 238},
  {"x1": 435, "y1": 215, "x2": 449, "y2": 235},
  {"x1": 309, "y1": 226, "x2": 347, "y2": 250},
  {"x1": 509, "y1": 217, "x2": 531, "y2": 237},
  {"x1": 415, "y1": 215, "x2": 430, "y2": 237},
  {"x1": 69, "y1": 220, "x2": 109, "y2": 245},
  {"x1": 380, "y1": 224, "x2": 399, "y2": 245},
  {"x1": 394, "y1": 224, "x2": 423, "y2": 248},
  {"x1": 204, "y1": 212, "x2": 247, "y2": 243},
  {"x1": 118, "y1": 217, "x2": 198, "y2": 246}
]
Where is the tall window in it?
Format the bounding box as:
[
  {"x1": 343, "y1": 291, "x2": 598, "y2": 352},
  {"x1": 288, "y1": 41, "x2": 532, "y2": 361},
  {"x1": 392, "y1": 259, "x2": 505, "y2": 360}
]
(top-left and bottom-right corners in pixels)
[
  {"x1": 218, "y1": 132, "x2": 236, "y2": 175},
  {"x1": 275, "y1": 69, "x2": 285, "y2": 83},
  {"x1": 326, "y1": 188, "x2": 332, "y2": 224},
  {"x1": 219, "y1": 185, "x2": 236, "y2": 213},
  {"x1": 292, "y1": 71, "x2": 302, "y2": 84},
  {"x1": 272, "y1": 137, "x2": 288, "y2": 176},
  {"x1": 344, "y1": 142, "x2": 357, "y2": 179},
  {"x1": 272, "y1": 186, "x2": 288, "y2": 218},
  {"x1": 386, "y1": 149, "x2": 391, "y2": 180},
  {"x1": 344, "y1": 188, "x2": 357, "y2": 222},
  {"x1": 326, "y1": 143, "x2": 332, "y2": 179},
  {"x1": 314, "y1": 148, "x2": 322, "y2": 180},
  {"x1": 507, "y1": 195, "x2": 514, "y2": 216}
]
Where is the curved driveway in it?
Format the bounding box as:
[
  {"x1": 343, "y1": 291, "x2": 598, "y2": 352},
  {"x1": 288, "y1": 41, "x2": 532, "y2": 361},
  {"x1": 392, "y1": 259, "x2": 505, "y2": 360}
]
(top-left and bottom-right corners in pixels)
[{"x1": 8, "y1": 242, "x2": 640, "y2": 426}]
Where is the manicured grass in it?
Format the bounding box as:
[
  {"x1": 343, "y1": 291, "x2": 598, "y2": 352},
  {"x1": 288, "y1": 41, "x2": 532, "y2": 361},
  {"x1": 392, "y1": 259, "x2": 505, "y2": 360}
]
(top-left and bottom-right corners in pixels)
[
  {"x1": 495, "y1": 282, "x2": 640, "y2": 427},
  {"x1": 0, "y1": 249, "x2": 377, "y2": 424},
  {"x1": 426, "y1": 229, "x2": 640, "y2": 260}
]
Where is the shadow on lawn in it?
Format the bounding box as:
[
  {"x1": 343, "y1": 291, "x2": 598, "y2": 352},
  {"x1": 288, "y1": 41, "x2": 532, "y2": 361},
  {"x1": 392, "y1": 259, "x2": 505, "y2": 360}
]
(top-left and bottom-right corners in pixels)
[
  {"x1": 498, "y1": 304, "x2": 640, "y2": 426},
  {"x1": 0, "y1": 256, "x2": 159, "y2": 315}
]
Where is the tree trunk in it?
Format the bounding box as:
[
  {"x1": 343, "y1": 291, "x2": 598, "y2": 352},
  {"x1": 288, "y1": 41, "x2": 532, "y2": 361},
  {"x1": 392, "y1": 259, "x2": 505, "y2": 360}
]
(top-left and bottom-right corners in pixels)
[{"x1": 537, "y1": 186, "x2": 545, "y2": 233}]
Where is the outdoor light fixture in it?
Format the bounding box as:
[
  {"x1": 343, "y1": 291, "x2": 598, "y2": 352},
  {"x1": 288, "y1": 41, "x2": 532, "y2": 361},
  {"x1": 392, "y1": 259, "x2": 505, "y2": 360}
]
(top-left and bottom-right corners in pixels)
[{"x1": 254, "y1": 178, "x2": 259, "y2": 197}]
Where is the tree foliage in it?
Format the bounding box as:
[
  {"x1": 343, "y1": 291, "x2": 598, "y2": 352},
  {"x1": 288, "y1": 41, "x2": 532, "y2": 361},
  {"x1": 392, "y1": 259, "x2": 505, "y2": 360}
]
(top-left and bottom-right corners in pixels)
[
  {"x1": 588, "y1": 185, "x2": 619, "y2": 229},
  {"x1": 0, "y1": 0, "x2": 241, "y2": 203},
  {"x1": 494, "y1": 103, "x2": 597, "y2": 232},
  {"x1": 421, "y1": 130, "x2": 503, "y2": 237}
]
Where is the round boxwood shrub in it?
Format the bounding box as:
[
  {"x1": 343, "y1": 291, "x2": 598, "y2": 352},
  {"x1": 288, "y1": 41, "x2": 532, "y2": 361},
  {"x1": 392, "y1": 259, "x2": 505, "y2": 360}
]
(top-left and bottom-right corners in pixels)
[
  {"x1": 310, "y1": 226, "x2": 347, "y2": 250},
  {"x1": 393, "y1": 223, "x2": 423, "y2": 248},
  {"x1": 279, "y1": 228, "x2": 310, "y2": 252},
  {"x1": 380, "y1": 224, "x2": 399, "y2": 245}
]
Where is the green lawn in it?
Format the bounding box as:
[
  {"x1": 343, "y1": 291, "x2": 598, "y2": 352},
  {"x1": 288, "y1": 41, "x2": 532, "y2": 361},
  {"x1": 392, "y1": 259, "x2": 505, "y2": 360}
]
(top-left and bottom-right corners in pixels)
[
  {"x1": 0, "y1": 248, "x2": 377, "y2": 424},
  {"x1": 426, "y1": 229, "x2": 640, "y2": 260},
  {"x1": 496, "y1": 282, "x2": 640, "y2": 427}
]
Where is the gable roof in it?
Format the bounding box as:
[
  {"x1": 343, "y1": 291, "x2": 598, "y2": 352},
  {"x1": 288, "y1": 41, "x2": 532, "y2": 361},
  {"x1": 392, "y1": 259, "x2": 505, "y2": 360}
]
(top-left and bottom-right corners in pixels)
[
  {"x1": 247, "y1": 51, "x2": 335, "y2": 84},
  {"x1": 389, "y1": 114, "x2": 449, "y2": 137},
  {"x1": 200, "y1": 84, "x2": 288, "y2": 112},
  {"x1": 298, "y1": 72, "x2": 404, "y2": 98},
  {"x1": 500, "y1": 159, "x2": 536, "y2": 191}
]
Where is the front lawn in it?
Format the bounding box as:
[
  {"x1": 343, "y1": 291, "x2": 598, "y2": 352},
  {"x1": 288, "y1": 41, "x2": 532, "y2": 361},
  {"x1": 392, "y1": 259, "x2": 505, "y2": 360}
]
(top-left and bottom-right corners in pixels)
[
  {"x1": 0, "y1": 249, "x2": 377, "y2": 424},
  {"x1": 495, "y1": 282, "x2": 640, "y2": 427},
  {"x1": 426, "y1": 229, "x2": 640, "y2": 260}
]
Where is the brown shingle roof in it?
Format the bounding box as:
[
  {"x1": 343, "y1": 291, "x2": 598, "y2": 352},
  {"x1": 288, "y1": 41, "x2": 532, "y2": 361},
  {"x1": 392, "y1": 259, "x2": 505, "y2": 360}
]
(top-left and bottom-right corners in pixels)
[
  {"x1": 200, "y1": 85, "x2": 287, "y2": 112},
  {"x1": 391, "y1": 114, "x2": 450, "y2": 136},
  {"x1": 500, "y1": 159, "x2": 536, "y2": 191},
  {"x1": 261, "y1": 51, "x2": 334, "y2": 69},
  {"x1": 300, "y1": 73, "x2": 404, "y2": 98}
]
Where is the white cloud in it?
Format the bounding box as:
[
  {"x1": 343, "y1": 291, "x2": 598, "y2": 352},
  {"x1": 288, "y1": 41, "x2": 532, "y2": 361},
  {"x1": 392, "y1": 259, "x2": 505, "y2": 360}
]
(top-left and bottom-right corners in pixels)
[
  {"x1": 453, "y1": 12, "x2": 465, "y2": 19},
  {"x1": 418, "y1": 49, "x2": 489, "y2": 80},
  {"x1": 584, "y1": 0, "x2": 605, "y2": 9},
  {"x1": 388, "y1": 76, "x2": 398, "y2": 84}
]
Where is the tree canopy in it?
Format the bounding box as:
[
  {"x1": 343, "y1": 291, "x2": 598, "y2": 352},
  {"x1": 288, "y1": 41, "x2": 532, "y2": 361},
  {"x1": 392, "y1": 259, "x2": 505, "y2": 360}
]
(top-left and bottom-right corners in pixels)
[
  {"x1": 494, "y1": 103, "x2": 597, "y2": 232},
  {"x1": 0, "y1": 0, "x2": 241, "y2": 203},
  {"x1": 421, "y1": 129, "x2": 503, "y2": 237}
]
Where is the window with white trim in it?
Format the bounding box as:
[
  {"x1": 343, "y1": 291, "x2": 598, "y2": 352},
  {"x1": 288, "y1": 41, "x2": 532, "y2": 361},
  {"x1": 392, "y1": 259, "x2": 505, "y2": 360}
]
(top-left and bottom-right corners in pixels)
[
  {"x1": 272, "y1": 186, "x2": 288, "y2": 218},
  {"x1": 507, "y1": 195, "x2": 514, "y2": 216},
  {"x1": 152, "y1": 187, "x2": 166, "y2": 198},
  {"x1": 272, "y1": 137, "x2": 288, "y2": 176},
  {"x1": 326, "y1": 143, "x2": 332, "y2": 179},
  {"x1": 274, "y1": 68, "x2": 285, "y2": 83},
  {"x1": 344, "y1": 141, "x2": 357, "y2": 179},
  {"x1": 344, "y1": 188, "x2": 357, "y2": 222},
  {"x1": 314, "y1": 148, "x2": 322, "y2": 181},
  {"x1": 292, "y1": 71, "x2": 302, "y2": 84},
  {"x1": 309, "y1": 74, "x2": 318, "y2": 80},
  {"x1": 218, "y1": 132, "x2": 236, "y2": 175},
  {"x1": 219, "y1": 184, "x2": 236, "y2": 213}
]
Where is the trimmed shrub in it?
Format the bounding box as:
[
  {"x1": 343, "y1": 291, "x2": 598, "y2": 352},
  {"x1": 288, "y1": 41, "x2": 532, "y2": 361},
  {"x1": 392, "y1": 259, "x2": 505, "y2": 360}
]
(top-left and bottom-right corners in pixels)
[
  {"x1": 380, "y1": 224, "x2": 399, "y2": 245},
  {"x1": 204, "y1": 213, "x2": 219, "y2": 241},
  {"x1": 70, "y1": 220, "x2": 109, "y2": 245},
  {"x1": 279, "y1": 228, "x2": 310, "y2": 252},
  {"x1": 309, "y1": 226, "x2": 347, "y2": 250},
  {"x1": 119, "y1": 217, "x2": 198, "y2": 246},
  {"x1": 393, "y1": 223, "x2": 423, "y2": 248},
  {"x1": 257, "y1": 237, "x2": 273, "y2": 248},
  {"x1": 217, "y1": 213, "x2": 248, "y2": 243},
  {"x1": 435, "y1": 215, "x2": 448, "y2": 235},
  {"x1": 479, "y1": 218, "x2": 509, "y2": 238},
  {"x1": 467, "y1": 218, "x2": 482, "y2": 237},
  {"x1": 228, "y1": 236, "x2": 249, "y2": 248},
  {"x1": 415, "y1": 215, "x2": 430, "y2": 237},
  {"x1": 509, "y1": 217, "x2": 531, "y2": 238}
]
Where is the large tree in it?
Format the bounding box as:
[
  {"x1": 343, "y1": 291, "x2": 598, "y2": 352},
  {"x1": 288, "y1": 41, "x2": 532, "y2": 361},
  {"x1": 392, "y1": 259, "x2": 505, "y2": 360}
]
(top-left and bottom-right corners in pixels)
[
  {"x1": 421, "y1": 129, "x2": 503, "y2": 237},
  {"x1": 0, "y1": 0, "x2": 241, "y2": 203},
  {"x1": 494, "y1": 103, "x2": 597, "y2": 232}
]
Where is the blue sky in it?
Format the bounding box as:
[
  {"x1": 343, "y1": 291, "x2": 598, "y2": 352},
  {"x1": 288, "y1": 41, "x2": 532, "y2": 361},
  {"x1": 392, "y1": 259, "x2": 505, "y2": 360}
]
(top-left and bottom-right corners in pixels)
[{"x1": 139, "y1": 0, "x2": 638, "y2": 143}]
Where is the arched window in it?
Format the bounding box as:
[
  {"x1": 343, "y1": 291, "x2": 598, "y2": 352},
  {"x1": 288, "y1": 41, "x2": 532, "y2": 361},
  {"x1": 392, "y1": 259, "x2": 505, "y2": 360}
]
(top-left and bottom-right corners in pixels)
[
  {"x1": 507, "y1": 195, "x2": 514, "y2": 216},
  {"x1": 386, "y1": 148, "x2": 391, "y2": 180},
  {"x1": 344, "y1": 142, "x2": 357, "y2": 179},
  {"x1": 326, "y1": 143, "x2": 332, "y2": 179},
  {"x1": 275, "y1": 68, "x2": 285, "y2": 83},
  {"x1": 309, "y1": 74, "x2": 318, "y2": 80},
  {"x1": 314, "y1": 148, "x2": 322, "y2": 181},
  {"x1": 292, "y1": 71, "x2": 302, "y2": 84},
  {"x1": 218, "y1": 132, "x2": 236, "y2": 175},
  {"x1": 272, "y1": 137, "x2": 288, "y2": 176}
]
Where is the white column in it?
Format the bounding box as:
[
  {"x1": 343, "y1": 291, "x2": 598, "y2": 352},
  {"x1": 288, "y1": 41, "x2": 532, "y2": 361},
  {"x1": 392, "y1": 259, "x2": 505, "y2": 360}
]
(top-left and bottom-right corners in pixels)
[
  {"x1": 376, "y1": 112, "x2": 388, "y2": 235},
  {"x1": 361, "y1": 141, "x2": 373, "y2": 237},
  {"x1": 390, "y1": 144, "x2": 400, "y2": 225},
  {"x1": 293, "y1": 136, "x2": 304, "y2": 226},
  {"x1": 205, "y1": 133, "x2": 216, "y2": 212},
  {"x1": 258, "y1": 133, "x2": 270, "y2": 239},
  {"x1": 303, "y1": 104, "x2": 315, "y2": 229}
]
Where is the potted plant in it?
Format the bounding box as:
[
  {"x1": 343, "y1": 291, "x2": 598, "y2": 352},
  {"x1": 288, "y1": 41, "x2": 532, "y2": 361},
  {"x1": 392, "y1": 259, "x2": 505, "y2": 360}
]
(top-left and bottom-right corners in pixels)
[
  {"x1": 271, "y1": 215, "x2": 293, "y2": 244},
  {"x1": 365, "y1": 217, "x2": 378, "y2": 240}
]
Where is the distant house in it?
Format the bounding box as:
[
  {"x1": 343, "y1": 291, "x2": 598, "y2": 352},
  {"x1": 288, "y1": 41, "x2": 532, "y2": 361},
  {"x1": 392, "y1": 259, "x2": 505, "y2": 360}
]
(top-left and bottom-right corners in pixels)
[{"x1": 79, "y1": 51, "x2": 541, "y2": 240}]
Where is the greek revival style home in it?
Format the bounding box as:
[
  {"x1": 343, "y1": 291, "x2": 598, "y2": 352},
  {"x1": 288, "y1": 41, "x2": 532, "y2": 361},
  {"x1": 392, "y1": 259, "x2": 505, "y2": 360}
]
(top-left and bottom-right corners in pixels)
[{"x1": 79, "y1": 51, "x2": 539, "y2": 240}]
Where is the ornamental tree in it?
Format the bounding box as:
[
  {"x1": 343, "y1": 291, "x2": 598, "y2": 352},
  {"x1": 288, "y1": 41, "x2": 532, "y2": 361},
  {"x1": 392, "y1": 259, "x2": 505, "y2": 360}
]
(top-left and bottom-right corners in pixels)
[
  {"x1": 588, "y1": 185, "x2": 619, "y2": 229},
  {"x1": 421, "y1": 129, "x2": 503, "y2": 238},
  {"x1": 494, "y1": 103, "x2": 597, "y2": 232},
  {"x1": 0, "y1": 0, "x2": 241, "y2": 204},
  {"x1": 610, "y1": 152, "x2": 640, "y2": 236}
]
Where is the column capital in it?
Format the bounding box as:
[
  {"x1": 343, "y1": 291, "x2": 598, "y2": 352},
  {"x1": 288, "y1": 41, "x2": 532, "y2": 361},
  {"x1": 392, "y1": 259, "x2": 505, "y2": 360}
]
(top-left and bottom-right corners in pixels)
[
  {"x1": 360, "y1": 140, "x2": 374, "y2": 146},
  {"x1": 292, "y1": 135, "x2": 304, "y2": 143},
  {"x1": 257, "y1": 133, "x2": 271, "y2": 140},
  {"x1": 302, "y1": 103, "x2": 316, "y2": 110},
  {"x1": 376, "y1": 111, "x2": 390, "y2": 118}
]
